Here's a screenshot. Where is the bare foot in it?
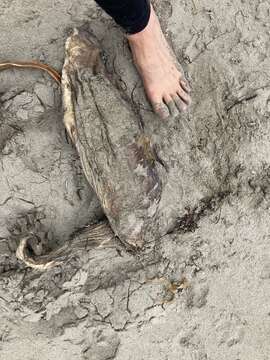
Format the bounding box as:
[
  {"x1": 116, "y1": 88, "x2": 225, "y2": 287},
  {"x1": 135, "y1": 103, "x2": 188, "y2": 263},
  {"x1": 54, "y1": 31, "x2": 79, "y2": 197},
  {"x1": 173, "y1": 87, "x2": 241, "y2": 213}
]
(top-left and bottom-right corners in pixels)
[{"x1": 127, "y1": 4, "x2": 191, "y2": 119}]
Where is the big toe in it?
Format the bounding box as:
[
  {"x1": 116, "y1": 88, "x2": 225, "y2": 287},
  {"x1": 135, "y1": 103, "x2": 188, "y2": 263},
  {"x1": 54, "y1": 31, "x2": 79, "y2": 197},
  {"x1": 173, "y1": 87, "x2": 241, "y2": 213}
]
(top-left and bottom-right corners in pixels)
[{"x1": 150, "y1": 95, "x2": 170, "y2": 119}]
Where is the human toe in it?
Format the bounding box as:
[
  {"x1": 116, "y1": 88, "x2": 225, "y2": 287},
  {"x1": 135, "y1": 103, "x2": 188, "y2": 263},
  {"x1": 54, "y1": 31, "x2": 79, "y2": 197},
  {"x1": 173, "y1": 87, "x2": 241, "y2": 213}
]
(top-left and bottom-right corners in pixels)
[
  {"x1": 163, "y1": 95, "x2": 179, "y2": 118},
  {"x1": 177, "y1": 86, "x2": 192, "y2": 106},
  {"x1": 180, "y1": 79, "x2": 191, "y2": 93},
  {"x1": 151, "y1": 100, "x2": 170, "y2": 119},
  {"x1": 173, "y1": 94, "x2": 188, "y2": 112}
]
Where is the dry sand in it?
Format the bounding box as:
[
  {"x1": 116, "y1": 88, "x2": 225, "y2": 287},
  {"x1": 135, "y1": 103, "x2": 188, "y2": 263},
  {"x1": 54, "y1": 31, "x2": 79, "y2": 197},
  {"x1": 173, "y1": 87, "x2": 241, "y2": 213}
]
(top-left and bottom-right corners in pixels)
[{"x1": 1, "y1": 0, "x2": 270, "y2": 359}]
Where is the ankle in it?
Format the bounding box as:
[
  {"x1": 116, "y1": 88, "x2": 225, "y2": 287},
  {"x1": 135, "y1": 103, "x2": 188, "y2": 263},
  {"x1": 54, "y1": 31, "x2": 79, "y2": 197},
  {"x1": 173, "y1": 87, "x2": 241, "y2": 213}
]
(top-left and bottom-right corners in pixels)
[{"x1": 126, "y1": 4, "x2": 155, "y2": 45}]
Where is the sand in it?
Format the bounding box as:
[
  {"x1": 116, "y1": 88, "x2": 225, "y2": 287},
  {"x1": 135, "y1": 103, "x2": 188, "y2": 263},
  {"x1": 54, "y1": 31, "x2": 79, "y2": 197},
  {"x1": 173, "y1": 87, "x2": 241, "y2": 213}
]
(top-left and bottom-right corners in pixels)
[{"x1": 0, "y1": 0, "x2": 270, "y2": 359}]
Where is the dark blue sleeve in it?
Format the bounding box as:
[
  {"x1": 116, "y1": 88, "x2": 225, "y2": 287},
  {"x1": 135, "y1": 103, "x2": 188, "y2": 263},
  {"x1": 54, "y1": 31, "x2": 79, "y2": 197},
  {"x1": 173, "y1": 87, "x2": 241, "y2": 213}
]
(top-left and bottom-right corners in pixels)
[{"x1": 95, "y1": 0, "x2": 151, "y2": 34}]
